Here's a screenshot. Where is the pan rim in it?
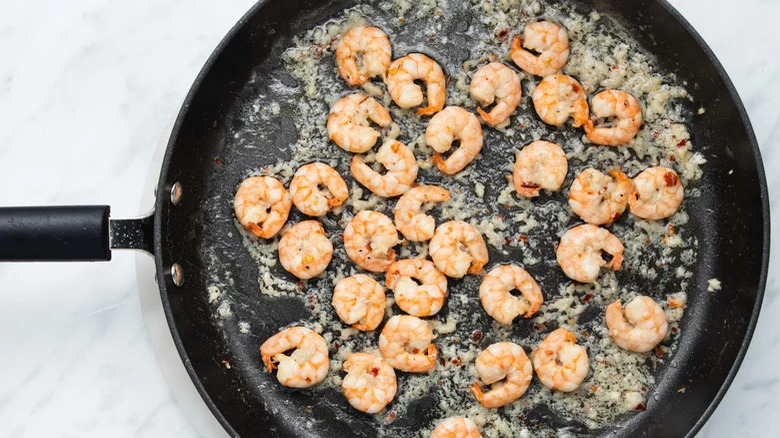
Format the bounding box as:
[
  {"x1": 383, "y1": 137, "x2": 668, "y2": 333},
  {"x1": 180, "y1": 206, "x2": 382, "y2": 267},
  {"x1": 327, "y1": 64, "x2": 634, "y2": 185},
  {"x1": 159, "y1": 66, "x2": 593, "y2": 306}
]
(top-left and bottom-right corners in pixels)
[{"x1": 153, "y1": 0, "x2": 771, "y2": 436}]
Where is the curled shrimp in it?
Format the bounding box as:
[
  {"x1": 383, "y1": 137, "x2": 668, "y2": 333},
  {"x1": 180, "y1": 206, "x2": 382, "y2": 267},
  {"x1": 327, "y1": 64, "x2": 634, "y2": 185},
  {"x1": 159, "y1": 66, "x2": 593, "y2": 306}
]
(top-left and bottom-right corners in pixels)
[
  {"x1": 379, "y1": 315, "x2": 437, "y2": 372},
  {"x1": 431, "y1": 417, "x2": 482, "y2": 438},
  {"x1": 532, "y1": 328, "x2": 588, "y2": 392},
  {"x1": 629, "y1": 166, "x2": 684, "y2": 220},
  {"x1": 429, "y1": 220, "x2": 489, "y2": 278},
  {"x1": 584, "y1": 90, "x2": 643, "y2": 146},
  {"x1": 386, "y1": 53, "x2": 446, "y2": 116},
  {"x1": 513, "y1": 140, "x2": 568, "y2": 197},
  {"x1": 479, "y1": 265, "x2": 543, "y2": 325},
  {"x1": 350, "y1": 139, "x2": 419, "y2": 197},
  {"x1": 469, "y1": 342, "x2": 533, "y2": 408},
  {"x1": 234, "y1": 176, "x2": 291, "y2": 239},
  {"x1": 342, "y1": 352, "x2": 397, "y2": 413},
  {"x1": 332, "y1": 274, "x2": 386, "y2": 331},
  {"x1": 328, "y1": 94, "x2": 392, "y2": 153},
  {"x1": 386, "y1": 259, "x2": 448, "y2": 317},
  {"x1": 569, "y1": 168, "x2": 634, "y2": 226},
  {"x1": 606, "y1": 296, "x2": 669, "y2": 353},
  {"x1": 335, "y1": 26, "x2": 392, "y2": 86},
  {"x1": 426, "y1": 107, "x2": 484, "y2": 175},
  {"x1": 344, "y1": 210, "x2": 399, "y2": 273},
  {"x1": 289, "y1": 163, "x2": 348, "y2": 217},
  {"x1": 260, "y1": 327, "x2": 329, "y2": 388},
  {"x1": 510, "y1": 21, "x2": 569, "y2": 77},
  {"x1": 556, "y1": 224, "x2": 624, "y2": 283},
  {"x1": 469, "y1": 62, "x2": 522, "y2": 126},
  {"x1": 278, "y1": 220, "x2": 333, "y2": 279},
  {"x1": 393, "y1": 185, "x2": 451, "y2": 241},
  {"x1": 532, "y1": 74, "x2": 588, "y2": 128}
]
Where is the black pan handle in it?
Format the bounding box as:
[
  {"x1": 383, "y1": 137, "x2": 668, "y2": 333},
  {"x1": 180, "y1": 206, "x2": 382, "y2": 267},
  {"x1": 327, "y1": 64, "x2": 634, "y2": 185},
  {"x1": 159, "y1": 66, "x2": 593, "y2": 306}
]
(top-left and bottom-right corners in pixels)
[{"x1": 0, "y1": 206, "x2": 154, "y2": 261}]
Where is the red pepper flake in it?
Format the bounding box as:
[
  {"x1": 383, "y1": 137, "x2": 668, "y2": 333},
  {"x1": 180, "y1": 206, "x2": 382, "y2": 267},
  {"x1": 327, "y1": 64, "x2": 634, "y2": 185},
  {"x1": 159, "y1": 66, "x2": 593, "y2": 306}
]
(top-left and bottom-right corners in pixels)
[
  {"x1": 591, "y1": 385, "x2": 599, "y2": 393},
  {"x1": 497, "y1": 28, "x2": 509, "y2": 40},
  {"x1": 571, "y1": 83, "x2": 580, "y2": 92},
  {"x1": 532, "y1": 323, "x2": 545, "y2": 331},
  {"x1": 676, "y1": 139, "x2": 687, "y2": 147},
  {"x1": 214, "y1": 157, "x2": 223, "y2": 166},
  {"x1": 671, "y1": 327, "x2": 679, "y2": 333},
  {"x1": 370, "y1": 367, "x2": 380, "y2": 377},
  {"x1": 385, "y1": 411, "x2": 396, "y2": 421},
  {"x1": 297, "y1": 280, "x2": 305, "y2": 291},
  {"x1": 309, "y1": 294, "x2": 317, "y2": 305},
  {"x1": 333, "y1": 341, "x2": 340, "y2": 351},
  {"x1": 612, "y1": 212, "x2": 622, "y2": 223},
  {"x1": 652, "y1": 130, "x2": 661, "y2": 139},
  {"x1": 641, "y1": 386, "x2": 647, "y2": 392},
  {"x1": 580, "y1": 330, "x2": 590, "y2": 338},
  {"x1": 626, "y1": 266, "x2": 633, "y2": 272},
  {"x1": 635, "y1": 403, "x2": 646, "y2": 411},
  {"x1": 411, "y1": 348, "x2": 420, "y2": 354},
  {"x1": 666, "y1": 224, "x2": 676, "y2": 235},
  {"x1": 439, "y1": 357, "x2": 447, "y2": 366},
  {"x1": 664, "y1": 171, "x2": 680, "y2": 187},
  {"x1": 471, "y1": 330, "x2": 483, "y2": 342},
  {"x1": 581, "y1": 293, "x2": 595, "y2": 303},
  {"x1": 655, "y1": 346, "x2": 665, "y2": 358},
  {"x1": 451, "y1": 358, "x2": 461, "y2": 366},
  {"x1": 518, "y1": 234, "x2": 529, "y2": 242},
  {"x1": 668, "y1": 155, "x2": 676, "y2": 162},
  {"x1": 611, "y1": 65, "x2": 619, "y2": 70},
  {"x1": 521, "y1": 182, "x2": 540, "y2": 189},
  {"x1": 305, "y1": 405, "x2": 313, "y2": 411}
]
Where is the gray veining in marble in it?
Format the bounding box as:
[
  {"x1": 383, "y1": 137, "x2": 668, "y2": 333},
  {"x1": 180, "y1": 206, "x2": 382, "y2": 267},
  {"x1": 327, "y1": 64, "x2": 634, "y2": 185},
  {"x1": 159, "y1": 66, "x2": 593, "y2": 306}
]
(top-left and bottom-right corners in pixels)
[{"x1": 0, "y1": 0, "x2": 777, "y2": 437}]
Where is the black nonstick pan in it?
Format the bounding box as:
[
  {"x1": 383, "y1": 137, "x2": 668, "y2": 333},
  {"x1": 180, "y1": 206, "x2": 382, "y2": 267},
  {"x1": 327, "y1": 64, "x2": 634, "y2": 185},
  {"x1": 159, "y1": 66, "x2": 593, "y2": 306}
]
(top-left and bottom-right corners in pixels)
[{"x1": 0, "y1": 0, "x2": 769, "y2": 437}]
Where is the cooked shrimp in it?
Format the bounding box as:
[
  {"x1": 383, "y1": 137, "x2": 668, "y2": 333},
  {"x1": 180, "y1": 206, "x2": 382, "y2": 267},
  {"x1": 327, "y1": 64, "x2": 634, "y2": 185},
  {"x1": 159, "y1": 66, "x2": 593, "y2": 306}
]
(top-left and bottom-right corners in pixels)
[
  {"x1": 426, "y1": 107, "x2": 484, "y2": 175},
  {"x1": 606, "y1": 296, "x2": 669, "y2": 353},
  {"x1": 328, "y1": 94, "x2": 392, "y2": 153},
  {"x1": 532, "y1": 74, "x2": 588, "y2": 127},
  {"x1": 584, "y1": 90, "x2": 643, "y2": 146},
  {"x1": 278, "y1": 220, "x2": 333, "y2": 279},
  {"x1": 569, "y1": 168, "x2": 633, "y2": 225},
  {"x1": 393, "y1": 185, "x2": 451, "y2": 241},
  {"x1": 386, "y1": 53, "x2": 446, "y2": 116},
  {"x1": 332, "y1": 274, "x2": 386, "y2": 331},
  {"x1": 556, "y1": 224, "x2": 624, "y2": 283},
  {"x1": 386, "y1": 259, "x2": 448, "y2": 317},
  {"x1": 513, "y1": 140, "x2": 568, "y2": 197},
  {"x1": 429, "y1": 221, "x2": 489, "y2": 278},
  {"x1": 379, "y1": 315, "x2": 437, "y2": 372},
  {"x1": 510, "y1": 21, "x2": 569, "y2": 77},
  {"x1": 532, "y1": 328, "x2": 588, "y2": 392},
  {"x1": 335, "y1": 26, "x2": 392, "y2": 86},
  {"x1": 289, "y1": 163, "x2": 348, "y2": 217},
  {"x1": 342, "y1": 352, "x2": 397, "y2": 413},
  {"x1": 469, "y1": 62, "x2": 522, "y2": 126},
  {"x1": 233, "y1": 176, "x2": 291, "y2": 239},
  {"x1": 260, "y1": 327, "x2": 329, "y2": 388},
  {"x1": 629, "y1": 166, "x2": 684, "y2": 220},
  {"x1": 430, "y1": 417, "x2": 482, "y2": 438},
  {"x1": 479, "y1": 265, "x2": 543, "y2": 325},
  {"x1": 470, "y1": 342, "x2": 533, "y2": 408},
  {"x1": 351, "y1": 139, "x2": 418, "y2": 197},
  {"x1": 344, "y1": 210, "x2": 399, "y2": 273}
]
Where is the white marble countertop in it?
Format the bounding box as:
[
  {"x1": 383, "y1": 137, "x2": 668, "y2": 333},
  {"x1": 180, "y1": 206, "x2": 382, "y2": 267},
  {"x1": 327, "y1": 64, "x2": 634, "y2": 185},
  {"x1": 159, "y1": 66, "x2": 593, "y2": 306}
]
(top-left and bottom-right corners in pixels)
[{"x1": 0, "y1": 0, "x2": 776, "y2": 437}]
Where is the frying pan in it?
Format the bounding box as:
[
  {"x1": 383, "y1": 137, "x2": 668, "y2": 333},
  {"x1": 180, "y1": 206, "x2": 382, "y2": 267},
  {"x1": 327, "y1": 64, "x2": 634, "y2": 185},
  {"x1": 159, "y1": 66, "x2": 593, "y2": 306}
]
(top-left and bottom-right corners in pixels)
[{"x1": 0, "y1": 0, "x2": 769, "y2": 436}]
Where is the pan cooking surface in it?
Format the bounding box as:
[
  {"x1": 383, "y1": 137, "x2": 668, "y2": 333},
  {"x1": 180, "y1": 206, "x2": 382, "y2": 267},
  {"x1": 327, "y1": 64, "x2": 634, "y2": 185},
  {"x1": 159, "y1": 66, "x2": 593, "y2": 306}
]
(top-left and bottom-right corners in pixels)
[{"x1": 156, "y1": 0, "x2": 768, "y2": 437}]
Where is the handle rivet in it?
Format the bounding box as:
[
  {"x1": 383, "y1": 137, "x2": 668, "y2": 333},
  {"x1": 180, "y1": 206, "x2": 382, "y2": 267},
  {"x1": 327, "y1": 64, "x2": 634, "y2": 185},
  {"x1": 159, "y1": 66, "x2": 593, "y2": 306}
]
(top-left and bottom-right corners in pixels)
[
  {"x1": 170, "y1": 182, "x2": 183, "y2": 206},
  {"x1": 171, "y1": 263, "x2": 184, "y2": 287}
]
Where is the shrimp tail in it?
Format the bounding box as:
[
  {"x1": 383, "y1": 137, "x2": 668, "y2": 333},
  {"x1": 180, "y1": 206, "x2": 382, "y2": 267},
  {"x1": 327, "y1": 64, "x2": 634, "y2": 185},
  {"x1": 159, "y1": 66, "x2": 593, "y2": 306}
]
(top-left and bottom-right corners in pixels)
[
  {"x1": 432, "y1": 152, "x2": 446, "y2": 171},
  {"x1": 261, "y1": 354, "x2": 276, "y2": 373},
  {"x1": 427, "y1": 343, "x2": 438, "y2": 360},
  {"x1": 476, "y1": 106, "x2": 494, "y2": 126},
  {"x1": 417, "y1": 106, "x2": 438, "y2": 116},
  {"x1": 511, "y1": 35, "x2": 523, "y2": 53},
  {"x1": 469, "y1": 382, "x2": 486, "y2": 403},
  {"x1": 246, "y1": 222, "x2": 267, "y2": 239}
]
